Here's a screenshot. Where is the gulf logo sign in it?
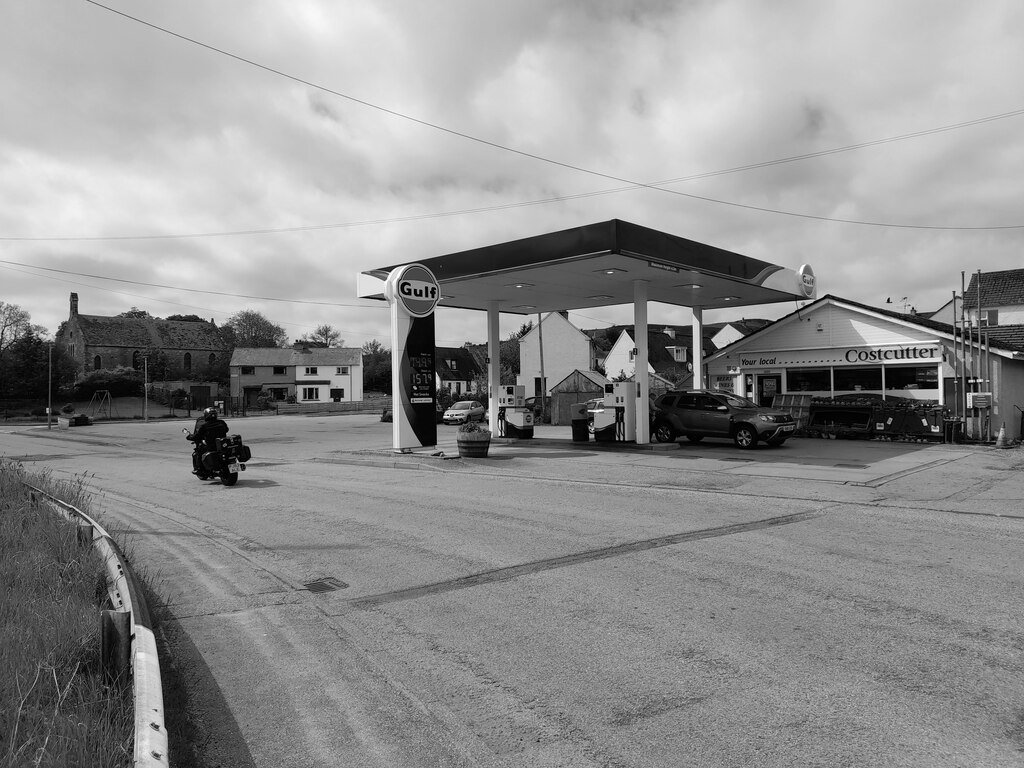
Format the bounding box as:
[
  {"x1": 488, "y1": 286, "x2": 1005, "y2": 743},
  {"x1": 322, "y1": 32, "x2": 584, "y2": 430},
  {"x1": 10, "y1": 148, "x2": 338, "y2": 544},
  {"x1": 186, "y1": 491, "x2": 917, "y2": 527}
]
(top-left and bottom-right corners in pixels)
[{"x1": 386, "y1": 264, "x2": 440, "y2": 317}]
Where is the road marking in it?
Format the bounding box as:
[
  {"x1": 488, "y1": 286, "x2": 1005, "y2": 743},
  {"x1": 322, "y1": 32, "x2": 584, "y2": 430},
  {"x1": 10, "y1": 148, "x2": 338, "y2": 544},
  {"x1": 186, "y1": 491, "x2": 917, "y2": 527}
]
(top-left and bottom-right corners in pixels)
[{"x1": 350, "y1": 509, "x2": 823, "y2": 609}]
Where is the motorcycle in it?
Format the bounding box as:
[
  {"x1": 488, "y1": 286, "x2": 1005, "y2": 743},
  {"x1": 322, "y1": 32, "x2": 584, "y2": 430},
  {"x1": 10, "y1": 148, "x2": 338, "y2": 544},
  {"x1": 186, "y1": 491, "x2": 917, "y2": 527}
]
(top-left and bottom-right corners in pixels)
[{"x1": 183, "y1": 428, "x2": 252, "y2": 486}]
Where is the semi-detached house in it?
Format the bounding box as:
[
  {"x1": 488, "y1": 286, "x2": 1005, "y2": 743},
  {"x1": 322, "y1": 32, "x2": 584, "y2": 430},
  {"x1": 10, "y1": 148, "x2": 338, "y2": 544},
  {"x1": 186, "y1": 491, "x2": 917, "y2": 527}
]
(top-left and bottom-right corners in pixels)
[{"x1": 229, "y1": 347, "x2": 363, "y2": 408}]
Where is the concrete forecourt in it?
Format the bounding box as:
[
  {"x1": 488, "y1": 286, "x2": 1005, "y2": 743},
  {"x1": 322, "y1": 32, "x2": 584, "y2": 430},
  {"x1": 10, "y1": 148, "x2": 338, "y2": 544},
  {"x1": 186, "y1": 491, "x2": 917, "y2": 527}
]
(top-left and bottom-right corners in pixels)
[{"x1": 1, "y1": 414, "x2": 1021, "y2": 767}]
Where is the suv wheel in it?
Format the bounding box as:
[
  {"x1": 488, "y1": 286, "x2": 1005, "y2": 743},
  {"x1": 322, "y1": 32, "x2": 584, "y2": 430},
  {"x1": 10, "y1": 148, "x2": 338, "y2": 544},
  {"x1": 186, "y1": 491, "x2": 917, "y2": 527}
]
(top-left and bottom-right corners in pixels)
[
  {"x1": 733, "y1": 424, "x2": 758, "y2": 449},
  {"x1": 653, "y1": 422, "x2": 676, "y2": 443}
]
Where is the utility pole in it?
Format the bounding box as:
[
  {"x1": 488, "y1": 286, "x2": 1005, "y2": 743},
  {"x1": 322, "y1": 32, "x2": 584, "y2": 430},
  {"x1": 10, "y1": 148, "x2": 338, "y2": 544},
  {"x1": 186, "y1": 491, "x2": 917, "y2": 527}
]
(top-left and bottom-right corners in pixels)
[
  {"x1": 47, "y1": 342, "x2": 53, "y2": 430},
  {"x1": 143, "y1": 356, "x2": 149, "y2": 422}
]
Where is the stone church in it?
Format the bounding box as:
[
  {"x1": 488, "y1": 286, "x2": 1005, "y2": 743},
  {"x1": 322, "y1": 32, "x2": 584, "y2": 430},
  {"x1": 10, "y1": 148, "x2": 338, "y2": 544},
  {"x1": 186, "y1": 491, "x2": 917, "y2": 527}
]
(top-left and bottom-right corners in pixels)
[{"x1": 58, "y1": 293, "x2": 228, "y2": 380}]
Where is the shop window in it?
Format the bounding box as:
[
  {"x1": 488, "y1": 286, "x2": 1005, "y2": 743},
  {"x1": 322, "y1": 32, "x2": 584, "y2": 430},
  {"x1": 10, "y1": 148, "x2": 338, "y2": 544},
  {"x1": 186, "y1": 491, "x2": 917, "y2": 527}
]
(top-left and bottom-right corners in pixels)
[
  {"x1": 787, "y1": 368, "x2": 831, "y2": 392},
  {"x1": 885, "y1": 366, "x2": 938, "y2": 390},
  {"x1": 834, "y1": 366, "x2": 882, "y2": 392}
]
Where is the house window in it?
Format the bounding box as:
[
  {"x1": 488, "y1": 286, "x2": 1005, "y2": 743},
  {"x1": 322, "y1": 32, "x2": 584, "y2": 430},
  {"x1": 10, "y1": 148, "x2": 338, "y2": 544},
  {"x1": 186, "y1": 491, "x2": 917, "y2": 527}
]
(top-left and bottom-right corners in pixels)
[
  {"x1": 94, "y1": 355, "x2": 102, "y2": 371},
  {"x1": 269, "y1": 387, "x2": 288, "y2": 401},
  {"x1": 209, "y1": 353, "x2": 217, "y2": 368},
  {"x1": 668, "y1": 346, "x2": 688, "y2": 363},
  {"x1": 301, "y1": 387, "x2": 319, "y2": 401},
  {"x1": 447, "y1": 360, "x2": 457, "y2": 369},
  {"x1": 241, "y1": 366, "x2": 255, "y2": 375},
  {"x1": 305, "y1": 366, "x2": 318, "y2": 375},
  {"x1": 184, "y1": 353, "x2": 192, "y2": 374},
  {"x1": 132, "y1": 351, "x2": 141, "y2": 370},
  {"x1": 273, "y1": 366, "x2": 287, "y2": 375},
  {"x1": 336, "y1": 366, "x2": 349, "y2": 375},
  {"x1": 330, "y1": 388, "x2": 345, "y2": 401},
  {"x1": 980, "y1": 309, "x2": 998, "y2": 326}
]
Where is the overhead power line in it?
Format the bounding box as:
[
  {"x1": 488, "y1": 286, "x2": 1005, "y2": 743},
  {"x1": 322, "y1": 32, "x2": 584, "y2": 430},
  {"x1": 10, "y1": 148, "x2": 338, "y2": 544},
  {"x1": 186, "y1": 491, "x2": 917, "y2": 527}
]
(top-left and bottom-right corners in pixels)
[
  {"x1": 43, "y1": 0, "x2": 1018, "y2": 239},
  {"x1": 0, "y1": 258, "x2": 380, "y2": 308}
]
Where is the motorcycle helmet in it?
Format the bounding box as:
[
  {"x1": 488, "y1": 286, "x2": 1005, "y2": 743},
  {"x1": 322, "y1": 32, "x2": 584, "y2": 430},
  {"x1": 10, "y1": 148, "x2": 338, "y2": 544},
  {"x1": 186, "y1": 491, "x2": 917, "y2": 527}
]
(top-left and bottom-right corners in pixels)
[{"x1": 203, "y1": 407, "x2": 219, "y2": 422}]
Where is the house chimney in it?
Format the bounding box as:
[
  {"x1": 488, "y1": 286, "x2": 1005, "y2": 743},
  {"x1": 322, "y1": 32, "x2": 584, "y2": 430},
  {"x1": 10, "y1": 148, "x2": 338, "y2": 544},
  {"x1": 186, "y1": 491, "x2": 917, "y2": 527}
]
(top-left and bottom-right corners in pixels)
[
  {"x1": 70, "y1": 292, "x2": 79, "y2": 318},
  {"x1": 662, "y1": 326, "x2": 675, "y2": 340}
]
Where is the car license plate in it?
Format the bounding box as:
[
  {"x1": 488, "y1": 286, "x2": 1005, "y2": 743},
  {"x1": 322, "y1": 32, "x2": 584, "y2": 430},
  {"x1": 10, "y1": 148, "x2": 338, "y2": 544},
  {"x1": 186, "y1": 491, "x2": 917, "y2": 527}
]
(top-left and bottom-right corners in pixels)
[
  {"x1": 228, "y1": 459, "x2": 241, "y2": 473},
  {"x1": 782, "y1": 424, "x2": 795, "y2": 432}
]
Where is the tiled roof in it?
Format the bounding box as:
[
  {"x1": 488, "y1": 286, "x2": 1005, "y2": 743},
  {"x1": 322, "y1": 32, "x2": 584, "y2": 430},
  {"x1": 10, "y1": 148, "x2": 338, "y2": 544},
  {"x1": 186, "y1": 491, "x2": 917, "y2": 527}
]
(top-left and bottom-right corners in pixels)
[
  {"x1": 229, "y1": 347, "x2": 361, "y2": 366},
  {"x1": 77, "y1": 315, "x2": 226, "y2": 349},
  {"x1": 980, "y1": 324, "x2": 1024, "y2": 350},
  {"x1": 434, "y1": 347, "x2": 481, "y2": 380},
  {"x1": 964, "y1": 269, "x2": 1024, "y2": 307}
]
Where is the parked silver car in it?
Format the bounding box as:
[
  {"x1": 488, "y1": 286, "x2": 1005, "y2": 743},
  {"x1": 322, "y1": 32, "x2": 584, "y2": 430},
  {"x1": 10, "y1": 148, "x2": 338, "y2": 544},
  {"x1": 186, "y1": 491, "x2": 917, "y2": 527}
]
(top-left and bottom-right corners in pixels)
[{"x1": 442, "y1": 400, "x2": 486, "y2": 425}]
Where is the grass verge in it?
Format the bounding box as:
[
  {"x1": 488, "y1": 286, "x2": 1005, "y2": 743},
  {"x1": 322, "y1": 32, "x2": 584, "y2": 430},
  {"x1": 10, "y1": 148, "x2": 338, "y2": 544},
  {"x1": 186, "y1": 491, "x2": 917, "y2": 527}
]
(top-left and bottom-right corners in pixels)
[{"x1": 0, "y1": 461, "x2": 133, "y2": 768}]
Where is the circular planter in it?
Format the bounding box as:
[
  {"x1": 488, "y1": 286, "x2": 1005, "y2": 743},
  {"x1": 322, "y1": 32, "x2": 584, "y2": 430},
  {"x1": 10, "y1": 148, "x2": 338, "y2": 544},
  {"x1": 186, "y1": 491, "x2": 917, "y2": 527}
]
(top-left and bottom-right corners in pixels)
[{"x1": 456, "y1": 430, "x2": 491, "y2": 458}]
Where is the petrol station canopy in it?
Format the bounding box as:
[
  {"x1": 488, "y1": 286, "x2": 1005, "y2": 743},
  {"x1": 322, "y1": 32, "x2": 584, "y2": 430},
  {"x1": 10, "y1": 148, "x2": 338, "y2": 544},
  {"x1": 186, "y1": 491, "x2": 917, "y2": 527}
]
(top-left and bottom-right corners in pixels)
[{"x1": 359, "y1": 219, "x2": 814, "y2": 314}]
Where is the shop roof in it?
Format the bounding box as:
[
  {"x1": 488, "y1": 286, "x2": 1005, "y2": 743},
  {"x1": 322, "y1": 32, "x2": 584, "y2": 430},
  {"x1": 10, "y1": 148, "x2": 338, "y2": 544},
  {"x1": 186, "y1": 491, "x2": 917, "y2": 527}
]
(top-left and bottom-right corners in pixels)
[
  {"x1": 707, "y1": 295, "x2": 1024, "y2": 359},
  {"x1": 359, "y1": 219, "x2": 814, "y2": 314}
]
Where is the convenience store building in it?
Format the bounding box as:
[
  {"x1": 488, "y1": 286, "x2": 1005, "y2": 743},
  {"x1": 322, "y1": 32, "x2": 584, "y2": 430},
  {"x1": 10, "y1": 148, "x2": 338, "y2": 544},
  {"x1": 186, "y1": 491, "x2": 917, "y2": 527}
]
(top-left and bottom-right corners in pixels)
[{"x1": 704, "y1": 295, "x2": 1024, "y2": 441}]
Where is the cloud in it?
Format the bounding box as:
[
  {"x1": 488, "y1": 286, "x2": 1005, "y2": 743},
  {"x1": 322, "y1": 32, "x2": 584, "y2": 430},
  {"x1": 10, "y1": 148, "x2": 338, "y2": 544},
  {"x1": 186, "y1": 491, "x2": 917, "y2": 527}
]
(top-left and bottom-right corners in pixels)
[{"x1": 0, "y1": 0, "x2": 1021, "y2": 347}]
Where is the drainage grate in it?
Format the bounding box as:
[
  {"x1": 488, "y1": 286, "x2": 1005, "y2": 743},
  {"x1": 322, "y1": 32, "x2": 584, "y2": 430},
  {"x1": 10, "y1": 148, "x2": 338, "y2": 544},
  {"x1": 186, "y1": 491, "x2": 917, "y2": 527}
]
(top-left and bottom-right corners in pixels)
[{"x1": 304, "y1": 577, "x2": 348, "y2": 593}]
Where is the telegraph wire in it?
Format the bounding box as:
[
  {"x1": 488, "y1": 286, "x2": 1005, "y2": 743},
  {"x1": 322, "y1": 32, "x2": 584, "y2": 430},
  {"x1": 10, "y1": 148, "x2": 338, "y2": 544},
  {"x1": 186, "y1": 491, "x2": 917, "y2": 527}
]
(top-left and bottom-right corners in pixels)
[
  {"x1": 63, "y1": 0, "x2": 1024, "y2": 235},
  {"x1": 0, "y1": 258, "x2": 378, "y2": 308}
]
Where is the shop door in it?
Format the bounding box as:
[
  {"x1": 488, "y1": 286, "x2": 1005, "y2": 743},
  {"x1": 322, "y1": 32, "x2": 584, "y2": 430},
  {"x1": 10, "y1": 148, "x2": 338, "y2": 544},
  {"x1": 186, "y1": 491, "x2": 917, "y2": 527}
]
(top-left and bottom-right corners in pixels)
[{"x1": 756, "y1": 376, "x2": 781, "y2": 407}]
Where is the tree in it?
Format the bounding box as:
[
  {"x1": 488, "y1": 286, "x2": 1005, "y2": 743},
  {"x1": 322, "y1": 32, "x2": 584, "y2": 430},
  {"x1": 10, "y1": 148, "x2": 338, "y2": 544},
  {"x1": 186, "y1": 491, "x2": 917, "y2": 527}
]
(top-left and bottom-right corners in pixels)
[
  {"x1": 0, "y1": 331, "x2": 76, "y2": 400},
  {"x1": 361, "y1": 339, "x2": 391, "y2": 394},
  {"x1": 0, "y1": 301, "x2": 34, "y2": 355},
  {"x1": 117, "y1": 307, "x2": 154, "y2": 319},
  {"x1": 224, "y1": 310, "x2": 287, "y2": 348},
  {"x1": 166, "y1": 314, "x2": 207, "y2": 322},
  {"x1": 297, "y1": 324, "x2": 342, "y2": 348}
]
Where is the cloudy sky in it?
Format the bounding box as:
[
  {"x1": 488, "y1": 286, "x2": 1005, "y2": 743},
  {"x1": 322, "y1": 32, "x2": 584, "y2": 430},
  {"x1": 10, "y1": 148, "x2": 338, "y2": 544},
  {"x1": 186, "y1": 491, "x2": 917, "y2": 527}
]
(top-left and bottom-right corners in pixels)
[{"x1": 2, "y1": 0, "x2": 1022, "y2": 348}]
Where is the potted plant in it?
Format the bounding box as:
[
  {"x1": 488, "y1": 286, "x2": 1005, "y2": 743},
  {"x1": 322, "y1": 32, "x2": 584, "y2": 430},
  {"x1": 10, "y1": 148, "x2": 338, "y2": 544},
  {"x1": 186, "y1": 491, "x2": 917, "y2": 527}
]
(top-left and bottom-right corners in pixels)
[{"x1": 456, "y1": 420, "x2": 491, "y2": 458}]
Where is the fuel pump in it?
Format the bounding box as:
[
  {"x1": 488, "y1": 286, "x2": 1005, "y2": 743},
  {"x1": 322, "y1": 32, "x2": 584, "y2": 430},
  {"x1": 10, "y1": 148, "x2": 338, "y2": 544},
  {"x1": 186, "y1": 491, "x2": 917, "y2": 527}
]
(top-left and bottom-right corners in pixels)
[
  {"x1": 592, "y1": 382, "x2": 637, "y2": 442},
  {"x1": 497, "y1": 385, "x2": 534, "y2": 438}
]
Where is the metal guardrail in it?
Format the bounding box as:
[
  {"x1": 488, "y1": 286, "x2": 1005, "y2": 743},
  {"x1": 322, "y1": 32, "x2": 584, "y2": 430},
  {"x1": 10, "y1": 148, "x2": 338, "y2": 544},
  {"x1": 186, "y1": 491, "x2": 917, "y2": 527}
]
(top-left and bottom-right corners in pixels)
[{"x1": 25, "y1": 483, "x2": 168, "y2": 768}]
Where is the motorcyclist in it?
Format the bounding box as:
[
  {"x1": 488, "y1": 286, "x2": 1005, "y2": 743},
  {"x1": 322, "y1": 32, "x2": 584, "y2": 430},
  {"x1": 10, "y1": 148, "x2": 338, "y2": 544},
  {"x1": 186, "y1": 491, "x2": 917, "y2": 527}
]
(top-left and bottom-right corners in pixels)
[{"x1": 188, "y1": 407, "x2": 230, "y2": 474}]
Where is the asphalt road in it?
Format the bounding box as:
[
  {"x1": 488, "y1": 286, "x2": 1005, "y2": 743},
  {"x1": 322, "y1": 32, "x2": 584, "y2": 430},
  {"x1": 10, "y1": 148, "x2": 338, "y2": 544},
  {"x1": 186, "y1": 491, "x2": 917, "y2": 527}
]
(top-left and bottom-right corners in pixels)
[{"x1": 2, "y1": 415, "x2": 1023, "y2": 767}]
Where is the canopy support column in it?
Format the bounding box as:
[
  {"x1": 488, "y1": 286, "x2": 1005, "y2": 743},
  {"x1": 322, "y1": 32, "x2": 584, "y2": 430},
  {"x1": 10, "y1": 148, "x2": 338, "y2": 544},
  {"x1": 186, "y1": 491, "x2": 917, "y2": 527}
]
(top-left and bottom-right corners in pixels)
[
  {"x1": 487, "y1": 302, "x2": 500, "y2": 435},
  {"x1": 692, "y1": 307, "x2": 704, "y2": 389},
  {"x1": 634, "y1": 280, "x2": 650, "y2": 444}
]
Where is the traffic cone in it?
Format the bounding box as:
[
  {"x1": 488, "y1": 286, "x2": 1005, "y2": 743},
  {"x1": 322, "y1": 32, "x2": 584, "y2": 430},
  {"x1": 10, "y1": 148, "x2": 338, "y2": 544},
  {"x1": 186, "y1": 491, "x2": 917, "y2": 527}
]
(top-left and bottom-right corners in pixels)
[{"x1": 995, "y1": 423, "x2": 1009, "y2": 448}]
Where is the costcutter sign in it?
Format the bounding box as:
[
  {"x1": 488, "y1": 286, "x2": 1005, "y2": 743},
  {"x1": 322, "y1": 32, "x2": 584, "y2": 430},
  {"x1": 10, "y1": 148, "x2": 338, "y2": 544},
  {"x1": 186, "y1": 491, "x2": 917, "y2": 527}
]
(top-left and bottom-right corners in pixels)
[{"x1": 736, "y1": 345, "x2": 940, "y2": 368}]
